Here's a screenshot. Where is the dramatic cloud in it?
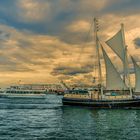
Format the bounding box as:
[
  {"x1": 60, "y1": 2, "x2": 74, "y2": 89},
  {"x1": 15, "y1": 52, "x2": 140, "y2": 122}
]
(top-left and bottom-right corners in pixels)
[
  {"x1": 51, "y1": 64, "x2": 93, "y2": 76},
  {"x1": 16, "y1": 0, "x2": 51, "y2": 23},
  {"x1": 133, "y1": 37, "x2": 140, "y2": 48},
  {"x1": 66, "y1": 20, "x2": 91, "y2": 33},
  {"x1": 0, "y1": 0, "x2": 140, "y2": 87}
]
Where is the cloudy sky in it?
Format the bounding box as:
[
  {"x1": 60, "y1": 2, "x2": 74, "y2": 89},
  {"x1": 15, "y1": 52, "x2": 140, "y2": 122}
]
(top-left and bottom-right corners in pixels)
[{"x1": 0, "y1": 0, "x2": 140, "y2": 87}]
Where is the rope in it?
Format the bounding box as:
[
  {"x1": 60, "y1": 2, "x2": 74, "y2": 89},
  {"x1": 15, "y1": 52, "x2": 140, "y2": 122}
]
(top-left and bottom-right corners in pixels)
[{"x1": 76, "y1": 16, "x2": 95, "y2": 64}]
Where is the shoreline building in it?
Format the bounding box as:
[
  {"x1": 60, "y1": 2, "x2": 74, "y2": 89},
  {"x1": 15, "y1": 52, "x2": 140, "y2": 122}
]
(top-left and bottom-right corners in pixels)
[{"x1": 6, "y1": 83, "x2": 64, "y2": 93}]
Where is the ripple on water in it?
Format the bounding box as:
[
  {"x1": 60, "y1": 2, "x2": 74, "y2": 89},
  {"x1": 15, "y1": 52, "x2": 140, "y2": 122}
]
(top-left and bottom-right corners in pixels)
[{"x1": 0, "y1": 95, "x2": 140, "y2": 140}]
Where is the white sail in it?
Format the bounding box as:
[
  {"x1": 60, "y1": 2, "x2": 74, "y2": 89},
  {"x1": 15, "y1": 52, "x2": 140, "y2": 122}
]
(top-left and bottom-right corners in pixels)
[
  {"x1": 106, "y1": 29, "x2": 125, "y2": 61},
  {"x1": 101, "y1": 46, "x2": 127, "y2": 90},
  {"x1": 131, "y1": 57, "x2": 140, "y2": 92},
  {"x1": 105, "y1": 25, "x2": 130, "y2": 87}
]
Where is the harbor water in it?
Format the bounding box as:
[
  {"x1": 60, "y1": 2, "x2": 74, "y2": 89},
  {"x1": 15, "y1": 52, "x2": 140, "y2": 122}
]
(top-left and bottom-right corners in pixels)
[{"x1": 0, "y1": 94, "x2": 140, "y2": 140}]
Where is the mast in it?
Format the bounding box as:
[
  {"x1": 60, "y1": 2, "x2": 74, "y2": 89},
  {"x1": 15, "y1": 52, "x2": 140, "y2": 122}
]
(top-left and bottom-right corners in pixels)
[
  {"x1": 94, "y1": 18, "x2": 103, "y2": 98},
  {"x1": 121, "y1": 24, "x2": 132, "y2": 97},
  {"x1": 121, "y1": 24, "x2": 127, "y2": 83}
]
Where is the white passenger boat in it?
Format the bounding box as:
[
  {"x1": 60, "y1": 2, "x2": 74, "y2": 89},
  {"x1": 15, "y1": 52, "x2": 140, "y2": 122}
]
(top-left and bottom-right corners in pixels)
[{"x1": 0, "y1": 86, "x2": 46, "y2": 99}]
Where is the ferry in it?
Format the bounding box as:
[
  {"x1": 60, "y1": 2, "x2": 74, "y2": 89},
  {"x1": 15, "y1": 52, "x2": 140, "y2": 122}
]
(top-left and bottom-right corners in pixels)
[{"x1": 0, "y1": 85, "x2": 46, "y2": 99}]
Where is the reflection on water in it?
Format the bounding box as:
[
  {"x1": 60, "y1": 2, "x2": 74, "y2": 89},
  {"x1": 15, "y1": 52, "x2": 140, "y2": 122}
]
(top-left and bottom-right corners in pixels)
[{"x1": 0, "y1": 94, "x2": 140, "y2": 140}]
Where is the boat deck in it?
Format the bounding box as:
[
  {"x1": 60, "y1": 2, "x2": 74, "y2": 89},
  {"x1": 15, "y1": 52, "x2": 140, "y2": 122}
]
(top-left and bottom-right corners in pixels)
[{"x1": 64, "y1": 93, "x2": 132, "y2": 100}]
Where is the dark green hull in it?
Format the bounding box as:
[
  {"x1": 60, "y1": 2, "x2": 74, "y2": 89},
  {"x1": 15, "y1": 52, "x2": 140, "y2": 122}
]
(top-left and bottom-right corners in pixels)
[{"x1": 62, "y1": 97, "x2": 140, "y2": 109}]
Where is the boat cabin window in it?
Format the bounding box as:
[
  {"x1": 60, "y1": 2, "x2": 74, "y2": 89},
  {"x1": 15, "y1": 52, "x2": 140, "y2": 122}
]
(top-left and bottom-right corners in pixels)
[{"x1": 68, "y1": 90, "x2": 88, "y2": 94}]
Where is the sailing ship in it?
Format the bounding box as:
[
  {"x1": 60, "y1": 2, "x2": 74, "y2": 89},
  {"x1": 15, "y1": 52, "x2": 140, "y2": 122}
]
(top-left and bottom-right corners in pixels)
[{"x1": 62, "y1": 18, "x2": 140, "y2": 108}]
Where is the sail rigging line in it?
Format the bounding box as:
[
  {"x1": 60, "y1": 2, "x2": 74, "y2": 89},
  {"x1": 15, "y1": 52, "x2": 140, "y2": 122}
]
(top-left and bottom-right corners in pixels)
[
  {"x1": 73, "y1": 16, "x2": 97, "y2": 85},
  {"x1": 75, "y1": 16, "x2": 99, "y2": 85},
  {"x1": 76, "y1": 16, "x2": 95, "y2": 63}
]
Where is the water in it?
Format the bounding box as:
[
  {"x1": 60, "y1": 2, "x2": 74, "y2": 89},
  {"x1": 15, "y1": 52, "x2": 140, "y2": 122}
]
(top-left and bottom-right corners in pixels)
[{"x1": 0, "y1": 95, "x2": 140, "y2": 140}]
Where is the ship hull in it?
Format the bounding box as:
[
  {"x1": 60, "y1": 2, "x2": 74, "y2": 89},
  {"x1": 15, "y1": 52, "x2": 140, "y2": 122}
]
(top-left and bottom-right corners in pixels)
[{"x1": 62, "y1": 98, "x2": 140, "y2": 108}]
